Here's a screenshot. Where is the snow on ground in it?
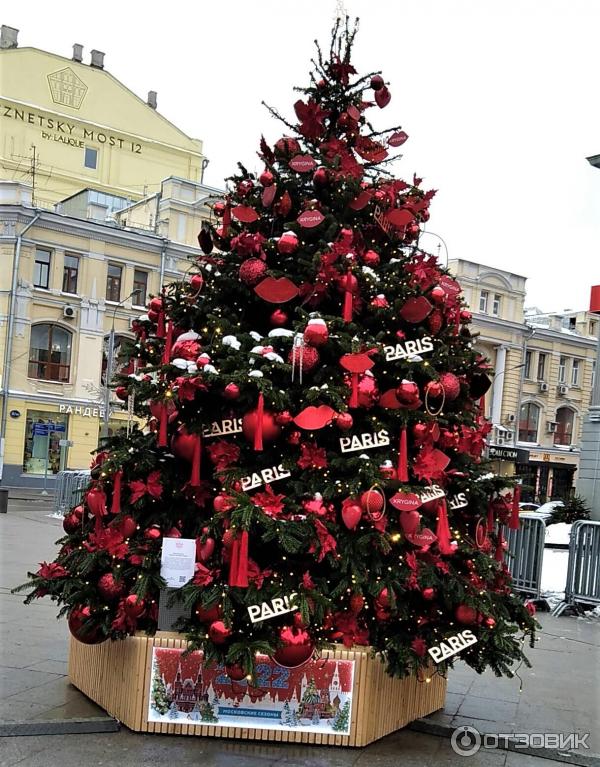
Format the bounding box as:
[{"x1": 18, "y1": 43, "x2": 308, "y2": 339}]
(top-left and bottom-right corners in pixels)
[{"x1": 544, "y1": 522, "x2": 571, "y2": 546}]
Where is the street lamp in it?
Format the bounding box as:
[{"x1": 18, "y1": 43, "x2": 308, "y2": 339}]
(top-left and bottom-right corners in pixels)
[{"x1": 101, "y1": 289, "x2": 141, "y2": 441}]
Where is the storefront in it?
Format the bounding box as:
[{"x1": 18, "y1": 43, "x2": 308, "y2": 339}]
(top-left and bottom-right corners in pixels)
[
  {"x1": 487, "y1": 444, "x2": 530, "y2": 477},
  {"x1": 515, "y1": 449, "x2": 579, "y2": 503}
]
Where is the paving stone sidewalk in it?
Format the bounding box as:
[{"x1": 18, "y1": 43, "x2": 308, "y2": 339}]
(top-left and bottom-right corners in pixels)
[{"x1": 1, "y1": 503, "x2": 598, "y2": 766}]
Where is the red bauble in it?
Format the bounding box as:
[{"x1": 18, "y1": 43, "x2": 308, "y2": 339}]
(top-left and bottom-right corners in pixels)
[
  {"x1": 172, "y1": 338, "x2": 201, "y2": 360},
  {"x1": 341, "y1": 501, "x2": 363, "y2": 530},
  {"x1": 209, "y1": 620, "x2": 232, "y2": 644},
  {"x1": 98, "y1": 573, "x2": 125, "y2": 601},
  {"x1": 144, "y1": 525, "x2": 161, "y2": 541},
  {"x1": 223, "y1": 383, "x2": 240, "y2": 400},
  {"x1": 196, "y1": 536, "x2": 215, "y2": 562},
  {"x1": 237, "y1": 179, "x2": 253, "y2": 197},
  {"x1": 370, "y1": 74, "x2": 385, "y2": 90},
  {"x1": 313, "y1": 167, "x2": 329, "y2": 185},
  {"x1": 412, "y1": 423, "x2": 428, "y2": 443},
  {"x1": 428, "y1": 309, "x2": 444, "y2": 334},
  {"x1": 259, "y1": 169, "x2": 274, "y2": 186},
  {"x1": 425, "y1": 380, "x2": 444, "y2": 399},
  {"x1": 422, "y1": 587, "x2": 436, "y2": 601},
  {"x1": 63, "y1": 512, "x2": 81, "y2": 534},
  {"x1": 124, "y1": 594, "x2": 145, "y2": 617},
  {"x1": 395, "y1": 380, "x2": 420, "y2": 406},
  {"x1": 379, "y1": 461, "x2": 397, "y2": 480},
  {"x1": 440, "y1": 372, "x2": 461, "y2": 401},
  {"x1": 213, "y1": 201, "x2": 226, "y2": 217},
  {"x1": 171, "y1": 426, "x2": 198, "y2": 462},
  {"x1": 226, "y1": 663, "x2": 247, "y2": 681},
  {"x1": 336, "y1": 412, "x2": 353, "y2": 431},
  {"x1": 149, "y1": 297, "x2": 163, "y2": 313},
  {"x1": 460, "y1": 309, "x2": 472, "y2": 323},
  {"x1": 239, "y1": 258, "x2": 267, "y2": 286},
  {"x1": 197, "y1": 354, "x2": 212, "y2": 368},
  {"x1": 287, "y1": 430, "x2": 301, "y2": 445},
  {"x1": 275, "y1": 410, "x2": 293, "y2": 426},
  {"x1": 275, "y1": 136, "x2": 301, "y2": 157},
  {"x1": 213, "y1": 494, "x2": 231, "y2": 513},
  {"x1": 399, "y1": 509, "x2": 421, "y2": 535},
  {"x1": 303, "y1": 318, "x2": 328, "y2": 347},
  {"x1": 117, "y1": 515, "x2": 137, "y2": 538},
  {"x1": 115, "y1": 385, "x2": 128, "y2": 401},
  {"x1": 277, "y1": 231, "x2": 299, "y2": 255},
  {"x1": 270, "y1": 308, "x2": 288, "y2": 326},
  {"x1": 430, "y1": 286, "x2": 446, "y2": 304},
  {"x1": 242, "y1": 409, "x2": 282, "y2": 445},
  {"x1": 71, "y1": 504, "x2": 84, "y2": 520},
  {"x1": 362, "y1": 249, "x2": 380, "y2": 267},
  {"x1": 484, "y1": 616, "x2": 496, "y2": 629},
  {"x1": 349, "y1": 594, "x2": 365, "y2": 614},
  {"x1": 455, "y1": 605, "x2": 478, "y2": 625},
  {"x1": 376, "y1": 588, "x2": 391, "y2": 609},
  {"x1": 336, "y1": 272, "x2": 359, "y2": 295},
  {"x1": 194, "y1": 602, "x2": 222, "y2": 624},
  {"x1": 272, "y1": 627, "x2": 314, "y2": 668},
  {"x1": 360, "y1": 488, "x2": 385, "y2": 517},
  {"x1": 190, "y1": 273, "x2": 204, "y2": 292},
  {"x1": 68, "y1": 607, "x2": 105, "y2": 645},
  {"x1": 287, "y1": 345, "x2": 320, "y2": 373}
]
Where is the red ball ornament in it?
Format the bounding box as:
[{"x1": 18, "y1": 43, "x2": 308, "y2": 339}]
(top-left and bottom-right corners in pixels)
[
  {"x1": 115, "y1": 385, "x2": 128, "y2": 401},
  {"x1": 430, "y1": 286, "x2": 446, "y2": 305},
  {"x1": 313, "y1": 167, "x2": 329, "y2": 185},
  {"x1": 370, "y1": 74, "x2": 385, "y2": 90},
  {"x1": 196, "y1": 536, "x2": 215, "y2": 562},
  {"x1": 395, "y1": 380, "x2": 420, "y2": 406},
  {"x1": 259, "y1": 169, "x2": 274, "y2": 186},
  {"x1": 336, "y1": 412, "x2": 353, "y2": 431},
  {"x1": 336, "y1": 272, "x2": 359, "y2": 295},
  {"x1": 144, "y1": 525, "x2": 161, "y2": 541},
  {"x1": 213, "y1": 494, "x2": 231, "y2": 513},
  {"x1": 287, "y1": 430, "x2": 301, "y2": 445},
  {"x1": 303, "y1": 318, "x2": 328, "y2": 347},
  {"x1": 370, "y1": 295, "x2": 389, "y2": 308},
  {"x1": 460, "y1": 309, "x2": 472, "y2": 323},
  {"x1": 71, "y1": 504, "x2": 84, "y2": 520},
  {"x1": 412, "y1": 423, "x2": 428, "y2": 443},
  {"x1": 455, "y1": 604, "x2": 478, "y2": 625},
  {"x1": 376, "y1": 588, "x2": 391, "y2": 609},
  {"x1": 242, "y1": 409, "x2": 282, "y2": 445},
  {"x1": 349, "y1": 594, "x2": 365, "y2": 614},
  {"x1": 209, "y1": 620, "x2": 232, "y2": 644},
  {"x1": 277, "y1": 231, "x2": 299, "y2": 255},
  {"x1": 98, "y1": 573, "x2": 125, "y2": 601},
  {"x1": 287, "y1": 345, "x2": 320, "y2": 374},
  {"x1": 124, "y1": 594, "x2": 146, "y2": 618},
  {"x1": 213, "y1": 201, "x2": 225, "y2": 217},
  {"x1": 484, "y1": 616, "x2": 496, "y2": 629},
  {"x1": 362, "y1": 249, "x2": 380, "y2": 267},
  {"x1": 272, "y1": 627, "x2": 314, "y2": 668},
  {"x1": 440, "y1": 372, "x2": 461, "y2": 401},
  {"x1": 399, "y1": 509, "x2": 421, "y2": 535},
  {"x1": 190, "y1": 273, "x2": 204, "y2": 292},
  {"x1": 275, "y1": 410, "x2": 293, "y2": 426},
  {"x1": 223, "y1": 383, "x2": 240, "y2": 400},
  {"x1": 63, "y1": 512, "x2": 81, "y2": 534},
  {"x1": 341, "y1": 501, "x2": 363, "y2": 530},
  {"x1": 171, "y1": 427, "x2": 199, "y2": 463},
  {"x1": 68, "y1": 607, "x2": 105, "y2": 645},
  {"x1": 275, "y1": 136, "x2": 301, "y2": 157},
  {"x1": 194, "y1": 602, "x2": 222, "y2": 623},
  {"x1": 428, "y1": 309, "x2": 444, "y2": 334},
  {"x1": 425, "y1": 380, "x2": 444, "y2": 399},
  {"x1": 239, "y1": 258, "x2": 267, "y2": 286},
  {"x1": 422, "y1": 587, "x2": 436, "y2": 601},
  {"x1": 226, "y1": 663, "x2": 247, "y2": 681},
  {"x1": 117, "y1": 515, "x2": 137, "y2": 538},
  {"x1": 149, "y1": 297, "x2": 163, "y2": 313},
  {"x1": 379, "y1": 461, "x2": 397, "y2": 480},
  {"x1": 360, "y1": 488, "x2": 385, "y2": 518},
  {"x1": 147, "y1": 309, "x2": 159, "y2": 322},
  {"x1": 237, "y1": 179, "x2": 253, "y2": 197},
  {"x1": 270, "y1": 308, "x2": 288, "y2": 326}
]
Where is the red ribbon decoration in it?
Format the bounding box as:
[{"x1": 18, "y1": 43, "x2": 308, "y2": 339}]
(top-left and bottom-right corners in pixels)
[
  {"x1": 156, "y1": 309, "x2": 166, "y2": 339},
  {"x1": 509, "y1": 485, "x2": 521, "y2": 530},
  {"x1": 397, "y1": 426, "x2": 408, "y2": 482},
  {"x1": 162, "y1": 321, "x2": 173, "y2": 365},
  {"x1": 222, "y1": 203, "x2": 232, "y2": 236},
  {"x1": 254, "y1": 392, "x2": 265, "y2": 451},
  {"x1": 486, "y1": 500, "x2": 495, "y2": 533},
  {"x1": 190, "y1": 434, "x2": 202, "y2": 487},
  {"x1": 110, "y1": 470, "x2": 122, "y2": 515},
  {"x1": 158, "y1": 403, "x2": 168, "y2": 447},
  {"x1": 349, "y1": 373, "x2": 359, "y2": 408},
  {"x1": 435, "y1": 498, "x2": 455, "y2": 555},
  {"x1": 495, "y1": 527, "x2": 505, "y2": 562},
  {"x1": 229, "y1": 530, "x2": 249, "y2": 587},
  {"x1": 342, "y1": 270, "x2": 353, "y2": 322},
  {"x1": 86, "y1": 486, "x2": 107, "y2": 534}
]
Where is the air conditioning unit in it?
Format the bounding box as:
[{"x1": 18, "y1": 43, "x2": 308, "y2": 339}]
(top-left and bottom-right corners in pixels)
[
  {"x1": 506, "y1": 413, "x2": 516, "y2": 423},
  {"x1": 63, "y1": 305, "x2": 76, "y2": 319},
  {"x1": 547, "y1": 421, "x2": 558, "y2": 433},
  {"x1": 557, "y1": 384, "x2": 568, "y2": 395},
  {"x1": 538, "y1": 381, "x2": 549, "y2": 392}
]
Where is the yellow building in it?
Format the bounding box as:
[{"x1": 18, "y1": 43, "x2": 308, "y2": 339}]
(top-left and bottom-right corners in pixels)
[
  {"x1": 0, "y1": 25, "x2": 205, "y2": 206},
  {"x1": 0, "y1": 26, "x2": 221, "y2": 487},
  {"x1": 450, "y1": 259, "x2": 597, "y2": 501}
]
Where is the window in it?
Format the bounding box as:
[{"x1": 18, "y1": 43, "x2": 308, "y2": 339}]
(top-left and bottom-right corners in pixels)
[
  {"x1": 106, "y1": 264, "x2": 122, "y2": 302},
  {"x1": 558, "y1": 356, "x2": 567, "y2": 384},
  {"x1": 176, "y1": 213, "x2": 187, "y2": 242},
  {"x1": 518, "y1": 402, "x2": 540, "y2": 443},
  {"x1": 590, "y1": 320, "x2": 597, "y2": 337},
  {"x1": 479, "y1": 290, "x2": 488, "y2": 313},
  {"x1": 28, "y1": 323, "x2": 72, "y2": 382},
  {"x1": 22, "y1": 410, "x2": 69, "y2": 475},
  {"x1": 33, "y1": 248, "x2": 51, "y2": 289},
  {"x1": 62, "y1": 254, "x2": 79, "y2": 294},
  {"x1": 571, "y1": 359, "x2": 581, "y2": 387},
  {"x1": 133, "y1": 269, "x2": 148, "y2": 306},
  {"x1": 492, "y1": 294, "x2": 501, "y2": 316},
  {"x1": 554, "y1": 407, "x2": 575, "y2": 446},
  {"x1": 524, "y1": 351, "x2": 533, "y2": 380},
  {"x1": 537, "y1": 353, "x2": 547, "y2": 381},
  {"x1": 568, "y1": 317, "x2": 577, "y2": 330},
  {"x1": 84, "y1": 147, "x2": 98, "y2": 169}
]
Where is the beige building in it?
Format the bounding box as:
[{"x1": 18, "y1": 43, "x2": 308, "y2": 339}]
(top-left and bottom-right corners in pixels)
[
  {"x1": 450, "y1": 259, "x2": 597, "y2": 501},
  {"x1": 0, "y1": 25, "x2": 220, "y2": 487}
]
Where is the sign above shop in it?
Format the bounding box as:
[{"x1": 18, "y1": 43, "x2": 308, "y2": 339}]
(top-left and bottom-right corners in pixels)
[
  {"x1": 488, "y1": 445, "x2": 529, "y2": 463},
  {"x1": 528, "y1": 450, "x2": 578, "y2": 466}
]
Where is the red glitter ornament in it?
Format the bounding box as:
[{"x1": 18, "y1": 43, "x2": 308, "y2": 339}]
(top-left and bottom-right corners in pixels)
[
  {"x1": 209, "y1": 620, "x2": 232, "y2": 644},
  {"x1": 303, "y1": 318, "x2": 328, "y2": 347},
  {"x1": 439, "y1": 372, "x2": 461, "y2": 401},
  {"x1": 68, "y1": 607, "x2": 105, "y2": 645},
  {"x1": 239, "y1": 258, "x2": 267, "y2": 286},
  {"x1": 362, "y1": 249, "x2": 380, "y2": 267},
  {"x1": 194, "y1": 602, "x2": 222, "y2": 623},
  {"x1": 277, "y1": 231, "x2": 299, "y2": 255},
  {"x1": 272, "y1": 627, "x2": 314, "y2": 668},
  {"x1": 455, "y1": 604, "x2": 478, "y2": 625},
  {"x1": 190, "y1": 273, "x2": 204, "y2": 292},
  {"x1": 360, "y1": 487, "x2": 385, "y2": 518},
  {"x1": 62, "y1": 512, "x2": 81, "y2": 534},
  {"x1": 223, "y1": 383, "x2": 240, "y2": 400},
  {"x1": 313, "y1": 167, "x2": 329, "y2": 185},
  {"x1": 98, "y1": 573, "x2": 125, "y2": 601},
  {"x1": 259, "y1": 169, "x2": 274, "y2": 186},
  {"x1": 287, "y1": 344, "x2": 320, "y2": 374},
  {"x1": 124, "y1": 594, "x2": 145, "y2": 617},
  {"x1": 430, "y1": 286, "x2": 446, "y2": 304},
  {"x1": 395, "y1": 380, "x2": 420, "y2": 406},
  {"x1": 336, "y1": 412, "x2": 353, "y2": 431}
]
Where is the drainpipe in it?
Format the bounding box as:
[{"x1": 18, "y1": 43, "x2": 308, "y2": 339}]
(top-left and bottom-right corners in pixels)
[{"x1": 0, "y1": 212, "x2": 41, "y2": 483}]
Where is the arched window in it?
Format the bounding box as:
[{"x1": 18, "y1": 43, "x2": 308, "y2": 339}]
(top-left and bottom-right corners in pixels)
[
  {"x1": 28, "y1": 324, "x2": 72, "y2": 382},
  {"x1": 518, "y1": 402, "x2": 540, "y2": 443},
  {"x1": 554, "y1": 407, "x2": 575, "y2": 446},
  {"x1": 101, "y1": 334, "x2": 134, "y2": 386}
]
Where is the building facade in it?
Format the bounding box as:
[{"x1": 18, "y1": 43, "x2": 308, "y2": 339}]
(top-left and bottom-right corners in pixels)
[{"x1": 450, "y1": 259, "x2": 597, "y2": 502}]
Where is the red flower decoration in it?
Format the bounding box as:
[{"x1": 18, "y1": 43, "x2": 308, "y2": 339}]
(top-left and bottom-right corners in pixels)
[
  {"x1": 192, "y1": 562, "x2": 216, "y2": 586},
  {"x1": 37, "y1": 562, "x2": 68, "y2": 579},
  {"x1": 253, "y1": 485, "x2": 286, "y2": 517},
  {"x1": 294, "y1": 99, "x2": 330, "y2": 140},
  {"x1": 302, "y1": 571, "x2": 315, "y2": 589},
  {"x1": 310, "y1": 519, "x2": 337, "y2": 562},
  {"x1": 84, "y1": 528, "x2": 129, "y2": 559},
  {"x1": 332, "y1": 610, "x2": 369, "y2": 648},
  {"x1": 206, "y1": 440, "x2": 240, "y2": 472},
  {"x1": 411, "y1": 637, "x2": 428, "y2": 657},
  {"x1": 328, "y1": 55, "x2": 356, "y2": 85},
  {"x1": 176, "y1": 376, "x2": 207, "y2": 402},
  {"x1": 297, "y1": 442, "x2": 328, "y2": 470},
  {"x1": 412, "y1": 447, "x2": 451, "y2": 483}
]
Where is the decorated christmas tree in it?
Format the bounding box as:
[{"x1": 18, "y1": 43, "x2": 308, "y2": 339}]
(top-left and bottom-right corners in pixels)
[
  {"x1": 332, "y1": 700, "x2": 351, "y2": 732},
  {"x1": 19, "y1": 18, "x2": 537, "y2": 680},
  {"x1": 150, "y1": 661, "x2": 171, "y2": 715}
]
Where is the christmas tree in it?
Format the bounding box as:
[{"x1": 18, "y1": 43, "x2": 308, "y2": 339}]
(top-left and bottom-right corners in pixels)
[
  {"x1": 150, "y1": 662, "x2": 171, "y2": 715},
  {"x1": 332, "y1": 700, "x2": 351, "y2": 732},
  {"x1": 18, "y1": 18, "x2": 537, "y2": 679}
]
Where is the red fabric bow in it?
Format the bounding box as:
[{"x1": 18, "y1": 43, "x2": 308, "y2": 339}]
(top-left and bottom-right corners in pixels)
[{"x1": 129, "y1": 470, "x2": 163, "y2": 504}]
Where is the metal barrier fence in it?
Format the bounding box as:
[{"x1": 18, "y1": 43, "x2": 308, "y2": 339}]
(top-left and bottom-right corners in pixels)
[
  {"x1": 52, "y1": 470, "x2": 91, "y2": 517},
  {"x1": 552, "y1": 520, "x2": 600, "y2": 616},
  {"x1": 503, "y1": 514, "x2": 547, "y2": 599}
]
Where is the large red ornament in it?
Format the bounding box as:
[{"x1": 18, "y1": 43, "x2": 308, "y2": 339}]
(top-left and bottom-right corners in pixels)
[
  {"x1": 98, "y1": 573, "x2": 125, "y2": 601},
  {"x1": 63, "y1": 512, "x2": 81, "y2": 534},
  {"x1": 115, "y1": 385, "x2": 128, "y2": 401},
  {"x1": 239, "y1": 258, "x2": 267, "y2": 286},
  {"x1": 294, "y1": 404, "x2": 336, "y2": 430},
  {"x1": 341, "y1": 500, "x2": 363, "y2": 530},
  {"x1": 274, "y1": 136, "x2": 301, "y2": 157},
  {"x1": 270, "y1": 308, "x2": 288, "y2": 326},
  {"x1": 313, "y1": 167, "x2": 329, "y2": 186},
  {"x1": 225, "y1": 663, "x2": 247, "y2": 681},
  {"x1": 242, "y1": 409, "x2": 281, "y2": 445},
  {"x1": 440, "y1": 372, "x2": 461, "y2": 401},
  {"x1": 116, "y1": 515, "x2": 137, "y2": 538},
  {"x1": 272, "y1": 627, "x2": 314, "y2": 668},
  {"x1": 223, "y1": 383, "x2": 240, "y2": 400},
  {"x1": 277, "y1": 231, "x2": 299, "y2": 255},
  {"x1": 303, "y1": 318, "x2": 328, "y2": 347},
  {"x1": 455, "y1": 605, "x2": 478, "y2": 625},
  {"x1": 287, "y1": 344, "x2": 320, "y2": 374},
  {"x1": 360, "y1": 488, "x2": 385, "y2": 518},
  {"x1": 335, "y1": 412, "x2": 353, "y2": 431},
  {"x1": 428, "y1": 309, "x2": 444, "y2": 334},
  {"x1": 124, "y1": 594, "x2": 145, "y2": 617},
  {"x1": 422, "y1": 587, "x2": 436, "y2": 601},
  {"x1": 395, "y1": 380, "x2": 420, "y2": 407},
  {"x1": 362, "y1": 249, "x2": 380, "y2": 267},
  {"x1": 254, "y1": 276, "x2": 299, "y2": 303},
  {"x1": 399, "y1": 509, "x2": 421, "y2": 535},
  {"x1": 68, "y1": 607, "x2": 105, "y2": 645},
  {"x1": 194, "y1": 601, "x2": 222, "y2": 623},
  {"x1": 190, "y1": 273, "x2": 204, "y2": 292},
  {"x1": 171, "y1": 427, "x2": 198, "y2": 463},
  {"x1": 259, "y1": 169, "x2": 274, "y2": 186},
  {"x1": 209, "y1": 620, "x2": 232, "y2": 644},
  {"x1": 144, "y1": 525, "x2": 161, "y2": 541},
  {"x1": 370, "y1": 74, "x2": 384, "y2": 90}
]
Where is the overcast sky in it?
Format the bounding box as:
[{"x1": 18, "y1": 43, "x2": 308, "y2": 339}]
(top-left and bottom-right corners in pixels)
[{"x1": 6, "y1": 0, "x2": 600, "y2": 312}]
